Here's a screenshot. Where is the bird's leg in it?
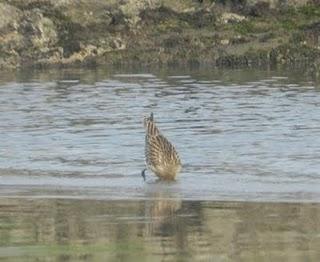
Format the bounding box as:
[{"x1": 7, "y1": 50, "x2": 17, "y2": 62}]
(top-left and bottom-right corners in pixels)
[{"x1": 141, "y1": 168, "x2": 147, "y2": 181}]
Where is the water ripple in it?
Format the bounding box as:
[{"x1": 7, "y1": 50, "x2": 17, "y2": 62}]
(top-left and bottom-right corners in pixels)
[{"x1": 0, "y1": 69, "x2": 320, "y2": 202}]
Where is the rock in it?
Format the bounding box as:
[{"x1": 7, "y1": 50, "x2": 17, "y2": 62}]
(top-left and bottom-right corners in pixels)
[
  {"x1": 0, "y1": 3, "x2": 22, "y2": 30},
  {"x1": 220, "y1": 39, "x2": 230, "y2": 45},
  {"x1": 0, "y1": 0, "x2": 320, "y2": 72},
  {"x1": 57, "y1": 0, "x2": 116, "y2": 26},
  {"x1": 161, "y1": 0, "x2": 198, "y2": 13},
  {"x1": 219, "y1": 12, "x2": 246, "y2": 24},
  {"x1": 248, "y1": 1, "x2": 271, "y2": 17},
  {"x1": 245, "y1": 0, "x2": 308, "y2": 9},
  {"x1": 304, "y1": 22, "x2": 320, "y2": 49},
  {"x1": 119, "y1": 0, "x2": 157, "y2": 26},
  {"x1": 111, "y1": 38, "x2": 126, "y2": 50},
  {"x1": 21, "y1": 12, "x2": 57, "y2": 49}
]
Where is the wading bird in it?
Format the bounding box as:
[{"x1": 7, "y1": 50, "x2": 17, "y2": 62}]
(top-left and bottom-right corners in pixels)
[{"x1": 142, "y1": 113, "x2": 181, "y2": 181}]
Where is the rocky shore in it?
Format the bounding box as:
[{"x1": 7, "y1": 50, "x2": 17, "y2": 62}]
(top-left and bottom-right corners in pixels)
[{"x1": 1, "y1": 0, "x2": 320, "y2": 76}]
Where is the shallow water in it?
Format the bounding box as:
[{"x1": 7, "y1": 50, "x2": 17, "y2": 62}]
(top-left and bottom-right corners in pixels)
[
  {"x1": 0, "y1": 198, "x2": 319, "y2": 261},
  {"x1": 0, "y1": 67, "x2": 319, "y2": 202},
  {"x1": 0, "y1": 67, "x2": 320, "y2": 261}
]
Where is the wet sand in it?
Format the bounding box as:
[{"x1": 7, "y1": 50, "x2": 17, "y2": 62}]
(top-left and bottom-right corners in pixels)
[{"x1": 0, "y1": 197, "x2": 319, "y2": 261}]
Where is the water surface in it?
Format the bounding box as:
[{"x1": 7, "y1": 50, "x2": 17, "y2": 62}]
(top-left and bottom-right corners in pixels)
[
  {"x1": 0, "y1": 198, "x2": 319, "y2": 261},
  {"x1": 1, "y1": 67, "x2": 320, "y2": 261},
  {"x1": 0, "y1": 67, "x2": 319, "y2": 202}
]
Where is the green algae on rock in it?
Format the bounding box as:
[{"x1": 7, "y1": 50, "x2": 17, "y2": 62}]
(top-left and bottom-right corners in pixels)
[{"x1": 0, "y1": 0, "x2": 320, "y2": 78}]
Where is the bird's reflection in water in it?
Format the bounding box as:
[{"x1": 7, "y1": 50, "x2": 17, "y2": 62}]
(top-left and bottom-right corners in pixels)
[
  {"x1": 142, "y1": 181, "x2": 182, "y2": 237},
  {"x1": 140, "y1": 182, "x2": 187, "y2": 259}
]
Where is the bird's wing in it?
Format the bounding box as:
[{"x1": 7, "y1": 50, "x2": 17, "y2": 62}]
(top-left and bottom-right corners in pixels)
[{"x1": 147, "y1": 134, "x2": 180, "y2": 167}]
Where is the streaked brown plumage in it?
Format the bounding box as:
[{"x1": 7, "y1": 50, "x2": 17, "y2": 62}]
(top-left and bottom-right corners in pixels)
[{"x1": 142, "y1": 113, "x2": 181, "y2": 181}]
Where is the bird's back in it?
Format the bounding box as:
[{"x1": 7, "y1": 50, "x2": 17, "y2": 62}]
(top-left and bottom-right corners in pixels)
[{"x1": 144, "y1": 113, "x2": 181, "y2": 180}]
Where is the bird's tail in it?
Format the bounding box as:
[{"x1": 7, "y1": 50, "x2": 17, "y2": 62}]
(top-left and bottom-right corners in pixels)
[{"x1": 144, "y1": 112, "x2": 159, "y2": 136}]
